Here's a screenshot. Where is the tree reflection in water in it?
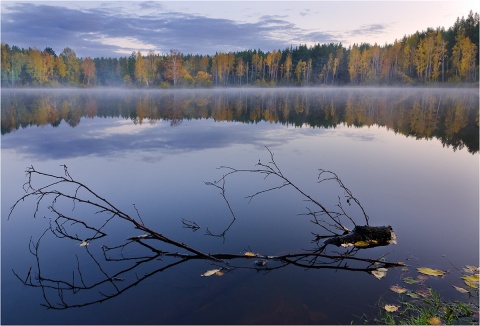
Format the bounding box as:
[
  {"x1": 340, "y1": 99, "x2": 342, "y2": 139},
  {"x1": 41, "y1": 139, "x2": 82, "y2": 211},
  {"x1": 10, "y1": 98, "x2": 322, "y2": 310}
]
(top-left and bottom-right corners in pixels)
[{"x1": 1, "y1": 88, "x2": 478, "y2": 153}]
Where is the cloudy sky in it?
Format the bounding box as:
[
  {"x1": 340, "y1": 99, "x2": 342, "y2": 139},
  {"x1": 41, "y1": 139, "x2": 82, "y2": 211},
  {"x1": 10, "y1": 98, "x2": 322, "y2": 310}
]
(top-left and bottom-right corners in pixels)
[{"x1": 1, "y1": 1, "x2": 477, "y2": 58}]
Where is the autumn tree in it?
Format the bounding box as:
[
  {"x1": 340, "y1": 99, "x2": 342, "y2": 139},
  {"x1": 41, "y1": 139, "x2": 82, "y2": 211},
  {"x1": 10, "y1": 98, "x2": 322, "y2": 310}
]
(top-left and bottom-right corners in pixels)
[
  {"x1": 283, "y1": 53, "x2": 292, "y2": 83},
  {"x1": 166, "y1": 49, "x2": 184, "y2": 86},
  {"x1": 43, "y1": 52, "x2": 54, "y2": 83},
  {"x1": 452, "y1": 32, "x2": 478, "y2": 82},
  {"x1": 145, "y1": 51, "x2": 159, "y2": 86},
  {"x1": 235, "y1": 57, "x2": 245, "y2": 85},
  {"x1": 26, "y1": 49, "x2": 45, "y2": 84},
  {"x1": 194, "y1": 71, "x2": 212, "y2": 87},
  {"x1": 134, "y1": 51, "x2": 148, "y2": 86},
  {"x1": 295, "y1": 59, "x2": 306, "y2": 83},
  {"x1": 348, "y1": 45, "x2": 361, "y2": 84},
  {"x1": 60, "y1": 47, "x2": 80, "y2": 84},
  {"x1": 81, "y1": 57, "x2": 96, "y2": 85},
  {"x1": 54, "y1": 56, "x2": 67, "y2": 82}
]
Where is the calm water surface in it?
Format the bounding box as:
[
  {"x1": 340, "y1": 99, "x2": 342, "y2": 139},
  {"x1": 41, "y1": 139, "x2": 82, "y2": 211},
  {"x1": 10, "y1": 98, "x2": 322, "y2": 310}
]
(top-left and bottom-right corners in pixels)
[{"x1": 1, "y1": 88, "x2": 478, "y2": 324}]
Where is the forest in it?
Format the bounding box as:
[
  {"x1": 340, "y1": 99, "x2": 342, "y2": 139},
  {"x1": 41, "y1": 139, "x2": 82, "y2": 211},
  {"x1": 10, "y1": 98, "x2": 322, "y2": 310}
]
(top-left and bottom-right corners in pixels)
[{"x1": 1, "y1": 11, "x2": 478, "y2": 87}]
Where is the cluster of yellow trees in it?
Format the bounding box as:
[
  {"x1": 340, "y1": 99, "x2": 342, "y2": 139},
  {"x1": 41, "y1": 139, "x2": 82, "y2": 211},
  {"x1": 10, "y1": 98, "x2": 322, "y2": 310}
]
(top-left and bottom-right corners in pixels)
[
  {"x1": 348, "y1": 29, "x2": 477, "y2": 83},
  {"x1": 1, "y1": 11, "x2": 478, "y2": 87}
]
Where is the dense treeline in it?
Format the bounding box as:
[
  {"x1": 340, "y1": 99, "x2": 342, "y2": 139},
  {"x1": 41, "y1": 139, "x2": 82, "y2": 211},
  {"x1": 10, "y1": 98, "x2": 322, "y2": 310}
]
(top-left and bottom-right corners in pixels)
[{"x1": 1, "y1": 11, "x2": 478, "y2": 87}]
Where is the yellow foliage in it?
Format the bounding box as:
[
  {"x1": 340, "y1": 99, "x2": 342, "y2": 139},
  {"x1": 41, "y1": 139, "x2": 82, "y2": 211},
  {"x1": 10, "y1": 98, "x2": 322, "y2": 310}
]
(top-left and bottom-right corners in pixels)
[
  {"x1": 462, "y1": 274, "x2": 479, "y2": 288},
  {"x1": 417, "y1": 267, "x2": 445, "y2": 277},
  {"x1": 371, "y1": 268, "x2": 388, "y2": 280},
  {"x1": 384, "y1": 304, "x2": 399, "y2": 312},
  {"x1": 427, "y1": 316, "x2": 442, "y2": 325},
  {"x1": 389, "y1": 285, "x2": 407, "y2": 294}
]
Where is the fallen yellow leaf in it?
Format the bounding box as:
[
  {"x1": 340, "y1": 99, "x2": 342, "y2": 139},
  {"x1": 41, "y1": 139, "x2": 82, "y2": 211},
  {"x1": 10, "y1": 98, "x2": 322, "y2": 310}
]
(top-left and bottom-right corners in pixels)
[
  {"x1": 215, "y1": 271, "x2": 224, "y2": 276},
  {"x1": 389, "y1": 285, "x2": 407, "y2": 294},
  {"x1": 384, "y1": 304, "x2": 399, "y2": 312},
  {"x1": 200, "y1": 269, "x2": 221, "y2": 277},
  {"x1": 464, "y1": 266, "x2": 480, "y2": 274},
  {"x1": 417, "y1": 267, "x2": 445, "y2": 277},
  {"x1": 462, "y1": 274, "x2": 479, "y2": 288},
  {"x1": 79, "y1": 241, "x2": 89, "y2": 247},
  {"x1": 427, "y1": 316, "x2": 442, "y2": 325},
  {"x1": 244, "y1": 252, "x2": 256, "y2": 257},
  {"x1": 371, "y1": 268, "x2": 388, "y2": 280}
]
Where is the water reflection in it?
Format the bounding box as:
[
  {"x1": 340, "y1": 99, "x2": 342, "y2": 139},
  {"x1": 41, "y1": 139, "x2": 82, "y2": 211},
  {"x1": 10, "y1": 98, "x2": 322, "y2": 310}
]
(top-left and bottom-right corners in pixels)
[{"x1": 2, "y1": 88, "x2": 478, "y2": 153}]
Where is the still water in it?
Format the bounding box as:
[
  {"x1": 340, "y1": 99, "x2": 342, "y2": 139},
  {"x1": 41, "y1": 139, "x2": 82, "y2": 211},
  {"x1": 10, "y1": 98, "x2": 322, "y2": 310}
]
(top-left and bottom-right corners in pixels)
[{"x1": 1, "y1": 87, "x2": 478, "y2": 324}]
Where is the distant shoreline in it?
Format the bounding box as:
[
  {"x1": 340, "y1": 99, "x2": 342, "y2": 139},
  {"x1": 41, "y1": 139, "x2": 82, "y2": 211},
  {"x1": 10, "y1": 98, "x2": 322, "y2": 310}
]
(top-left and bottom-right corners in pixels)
[{"x1": 2, "y1": 83, "x2": 479, "y2": 91}]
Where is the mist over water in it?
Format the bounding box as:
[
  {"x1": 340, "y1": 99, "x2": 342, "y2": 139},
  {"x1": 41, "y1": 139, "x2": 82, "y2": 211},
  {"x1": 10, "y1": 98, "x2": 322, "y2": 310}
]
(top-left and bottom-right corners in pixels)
[{"x1": 2, "y1": 87, "x2": 478, "y2": 154}]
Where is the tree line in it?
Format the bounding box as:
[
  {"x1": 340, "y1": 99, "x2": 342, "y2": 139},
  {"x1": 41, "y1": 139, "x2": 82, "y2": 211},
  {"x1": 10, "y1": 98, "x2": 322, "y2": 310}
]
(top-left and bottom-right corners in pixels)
[{"x1": 1, "y1": 11, "x2": 478, "y2": 87}]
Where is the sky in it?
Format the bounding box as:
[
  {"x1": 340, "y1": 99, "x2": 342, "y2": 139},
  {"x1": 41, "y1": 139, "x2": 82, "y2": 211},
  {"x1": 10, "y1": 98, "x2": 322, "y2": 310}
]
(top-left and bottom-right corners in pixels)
[{"x1": 1, "y1": 1, "x2": 478, "y2": 58}]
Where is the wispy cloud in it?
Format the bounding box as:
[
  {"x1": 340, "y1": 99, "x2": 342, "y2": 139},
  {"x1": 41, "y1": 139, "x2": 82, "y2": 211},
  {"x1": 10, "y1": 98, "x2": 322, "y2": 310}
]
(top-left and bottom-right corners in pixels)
[
  {"x1": 1, "y1": 2, "x2": 342, "y2": 57},
  {"x1": 348, "y1": 24, "x2": 389, "y2": 37}
]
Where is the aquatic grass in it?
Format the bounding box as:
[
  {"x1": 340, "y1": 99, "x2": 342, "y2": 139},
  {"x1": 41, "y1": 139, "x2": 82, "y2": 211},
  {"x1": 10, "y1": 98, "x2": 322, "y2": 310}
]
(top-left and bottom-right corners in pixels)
[{"x1": 372, "y1": 290, "x2": 479, "y2": 325}]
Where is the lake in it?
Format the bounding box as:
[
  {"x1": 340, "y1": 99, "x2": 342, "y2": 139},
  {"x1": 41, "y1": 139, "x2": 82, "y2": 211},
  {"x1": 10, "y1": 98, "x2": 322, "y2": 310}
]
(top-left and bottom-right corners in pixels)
[{"x1": 1, "y1": 87, "x2": 478, "y2": 324}]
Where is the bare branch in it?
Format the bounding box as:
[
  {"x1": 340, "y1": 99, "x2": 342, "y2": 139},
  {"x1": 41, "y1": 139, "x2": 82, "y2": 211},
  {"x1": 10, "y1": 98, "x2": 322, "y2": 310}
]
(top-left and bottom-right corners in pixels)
[{"x1": 8, "y1": 154, "x2": 399, "y2": 310}]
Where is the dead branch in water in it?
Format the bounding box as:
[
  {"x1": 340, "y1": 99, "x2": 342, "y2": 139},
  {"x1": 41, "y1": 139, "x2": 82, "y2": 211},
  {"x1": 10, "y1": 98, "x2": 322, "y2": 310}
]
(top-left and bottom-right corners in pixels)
[{"x1": 9, "y1": 152, "x2": 399, "y2": 310}]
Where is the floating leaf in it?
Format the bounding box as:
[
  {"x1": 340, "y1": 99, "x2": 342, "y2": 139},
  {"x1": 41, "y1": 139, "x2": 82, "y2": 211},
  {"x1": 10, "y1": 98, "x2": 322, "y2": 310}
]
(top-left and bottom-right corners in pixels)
[
  {"x1": 417, "y1": 267, "x2": 445, "y2": 277},
  {"x1": 427, "y1": 317, "x2": 442, "y2": 325},
  {"x1": 215, "y1": 271, "x2": 224, "y2": 276},
  {"x1": 389, "y1": 285, "x2": 407, "y2": 294},
  {"x1": 406, "y1": 292, "x2": 420, "y2": 298},
  {"x1": 371, "y1": 268, "x2": 388, "y2": 280},
  {"x1": 464, "y1": 266, "x2": 480, "y2": 274},
  {"x1": 341, "y1": 242, "x2": 354, "y2": 248},
  {"x1": 403, "y1": 277, "x2": 420, "y2": 285},
  {"x1": 79, "y1": 241, "x2": 89, "y2": 247},
  {"x1": 244, "y1": 252, "x2": 256, "y2": 257},
  {"x1": 384, "y1": 304, "x2": 399, "y2": 312},
  {"x1": 200, "y1": 269, "x2": 222, "y2": 277},
  {"x1": 416, "y1": 288, "x2": 432, "y2": 298},
  {"x1": 453, "y1": 285, "x2": 469, "y2": 293},
  {"x1": 462, "y1": 274, "x2": 479, "y2": 288}
]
